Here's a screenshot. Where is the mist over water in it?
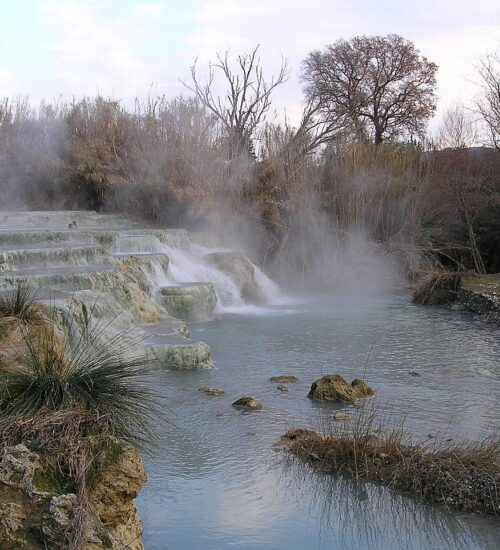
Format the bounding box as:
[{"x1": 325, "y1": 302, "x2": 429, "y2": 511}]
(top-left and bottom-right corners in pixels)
[{"x1": 113, "y1": 233, "x2": 291, "y2": 314}]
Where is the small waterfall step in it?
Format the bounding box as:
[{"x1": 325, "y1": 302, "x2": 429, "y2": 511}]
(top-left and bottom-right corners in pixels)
[
  {"x1": 156, "y1": 282, "x2": 217, "y2": 321},
  {"x1": 0, "y1": 245, "x2": 106, "y2": 271},
  {"x1": 0, "y1": 264, "x2": 115, "y2": 291}
]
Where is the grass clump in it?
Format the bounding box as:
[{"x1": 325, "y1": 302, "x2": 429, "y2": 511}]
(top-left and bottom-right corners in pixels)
[
  {"x1": 0, "y1": 322, "x2": 158, "y2": 450},
  {"x1": 0, "y1": 282, "x2": 41, "y2": 322},
  {"x1": 0, "y1": 282, "x2": 44, "y2": 341},
  {"x1": 283, "y1": 405, "x2": 499, "y2": 517}
]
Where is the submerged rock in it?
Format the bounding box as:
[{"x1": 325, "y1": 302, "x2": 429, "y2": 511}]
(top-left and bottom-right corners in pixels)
[
  {"x1": 277, "y1": 385, "x2": 289, "y2": 392},
  {"x1": 333, "y1": 412, "x2": 349, "y2": 421},
  {"x1": 270, "y1": 375, "x2": 299, "y2": 383},
  {"x1": 308, "y1": 375, "x2": 374, "y2": 402},
  {"x1": 409, "y1": 370, "x2": 421, "y2": 377},
  {"x1": 205, "y1": 252, "x2": 260, "y2": 302},
  {"x1": 232, "y1": 396, "x2": 262, "y2": 410},
  {"x1": 199, "y1": 387, "x2": 225, "y2": 396}
]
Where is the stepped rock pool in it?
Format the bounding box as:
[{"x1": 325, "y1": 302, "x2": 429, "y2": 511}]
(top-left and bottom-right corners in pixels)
[{"x1": 137, "y1": 292, "x2": 500, "y2": 550}]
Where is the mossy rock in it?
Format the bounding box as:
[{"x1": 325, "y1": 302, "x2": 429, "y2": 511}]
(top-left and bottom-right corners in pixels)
[
  {"x1": 308, "y1": 374, "x2": 373, "y2": 402},
  {"x1": 156, "y1": 283, "x2": 217, "y2": 321}
]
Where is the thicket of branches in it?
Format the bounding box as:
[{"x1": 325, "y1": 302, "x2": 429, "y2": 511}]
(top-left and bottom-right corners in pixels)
[{"x1": 0, "y1": 35, "x2": 499, "y2": 283}]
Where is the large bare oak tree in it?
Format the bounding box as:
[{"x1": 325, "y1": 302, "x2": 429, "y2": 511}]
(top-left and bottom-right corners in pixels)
[{"x1": 301, "y1": 34, "x2": 438, "y2": 144}]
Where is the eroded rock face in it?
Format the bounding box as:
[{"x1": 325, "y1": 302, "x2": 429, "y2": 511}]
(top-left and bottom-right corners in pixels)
[
  {"x1": 0, "y1": 444, "x2": 39, "y2": 492},
  {"x1": 307, "y1": 375, "x2": 374, "y2": 402},
  {"x1": 90, "y1": 445, "x2": 147, "y2": 550},
  {"x1": 0, "y1": 503, "x2": 26, "y2": 546},
  {"x1": 205, "y1": 252, "x2": 260, "y2": 302},
  {"x1": 232, "y1": 396, "x2": 263, "y2": 410},
  {"x1": 0, "y1": 443, "x2": 147, "y2": 549}
]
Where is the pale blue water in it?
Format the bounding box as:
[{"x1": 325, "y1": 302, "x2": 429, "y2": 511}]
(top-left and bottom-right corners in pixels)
[{"x1": 137, "y1": 293, "x2": 500, "y2": 550}]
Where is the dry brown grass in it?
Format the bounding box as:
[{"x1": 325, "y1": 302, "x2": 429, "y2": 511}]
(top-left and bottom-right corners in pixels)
[
  {"x1": 412, "y1": 267, "x2": 462, "y2": 305},
  {"x1": 283, "y1": 406, "x2": 499, "y2": 517}
]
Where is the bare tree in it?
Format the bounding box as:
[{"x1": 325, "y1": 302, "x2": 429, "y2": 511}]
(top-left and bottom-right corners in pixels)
[
  {"x1": 437, "y1": 103, "x2": 478, "y2": 149},
  {"x1": 301, "y1": 34, "x2": 438, "y2": 144},
  {"x1": 183, "y1": 46, "x2": 289, "y2": 157},
  {"x1": 475, "y1": 49, "x2": 500, "y2": 150}
]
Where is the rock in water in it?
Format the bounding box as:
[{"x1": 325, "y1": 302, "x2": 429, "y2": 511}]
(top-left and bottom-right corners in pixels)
[
  {"x1": 232, "y1": 396, "x2": 262, "y2": 410},
  {"x1": 205, "y1": 252, "x2": 261, "y2": 302},
  {"x1": 277, "y1": 385, "x2": 289, "y2": 392},
  {"x1": 334, "y1": 411, "x2": 349, "y2": 421},
  {"x1": 199, "y1": 387, "x2": 225, "y2": 396},
  {"x1": 270, "y1": 375, "x2": 299, "y2": 383},
  {"x1": 308, "y1": 375, "x2": 374, "y2": 402}
]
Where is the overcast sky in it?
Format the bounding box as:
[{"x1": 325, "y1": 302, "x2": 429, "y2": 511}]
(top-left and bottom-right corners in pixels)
[{"x1": 1, "y1": 0, "x2": 499, "y2": 131}]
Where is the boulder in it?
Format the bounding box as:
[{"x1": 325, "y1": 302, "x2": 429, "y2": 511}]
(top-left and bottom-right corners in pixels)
[
  {"x1": 232, "y1": 396, "x2": 262, "y2": 410},
  {"x1": 307, "y1": 375, "x2": 373, "y2": 402},
  {"x1": 89, "y1": 444, "x2": 147, "y2": 549},
  {"x1": 205, "y1": 252, "x2": 260, "y2": 302},
  {"x1": 270, "y1": 375, "x2": 299, "y2": 383}
]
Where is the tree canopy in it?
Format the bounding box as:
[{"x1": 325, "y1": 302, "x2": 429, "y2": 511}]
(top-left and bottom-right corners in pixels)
[{"x1": 301, "y1": 34, "x2": 438, "y2": 144}]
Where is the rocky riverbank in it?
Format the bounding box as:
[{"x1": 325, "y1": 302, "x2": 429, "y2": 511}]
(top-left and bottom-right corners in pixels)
[
  {"x1": 0, "y1": 441, "x2": 146, "y2": 549},
  {"x1": 413, "y1": 272, "x2": 500, "y2": 326}
]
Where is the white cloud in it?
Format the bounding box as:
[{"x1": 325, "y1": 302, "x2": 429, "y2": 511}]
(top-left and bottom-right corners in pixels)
[{"x1": 36, "y1": 0, "x2": 156, "y2": 99}]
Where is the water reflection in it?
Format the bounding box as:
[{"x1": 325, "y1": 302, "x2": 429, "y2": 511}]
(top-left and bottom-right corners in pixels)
[{"x1": 281, "y1": 457, "x2": 499, "y2": 550}]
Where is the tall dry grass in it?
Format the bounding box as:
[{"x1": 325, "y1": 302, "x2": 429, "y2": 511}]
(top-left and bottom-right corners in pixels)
[{"x1": 284, "y1": 404, "x2": 499, "y2": 517}]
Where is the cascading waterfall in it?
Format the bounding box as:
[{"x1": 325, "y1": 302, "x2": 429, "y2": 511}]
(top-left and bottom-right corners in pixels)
[{"x1": 112, "y1": 233, "x2": 287, "y2": 313}]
